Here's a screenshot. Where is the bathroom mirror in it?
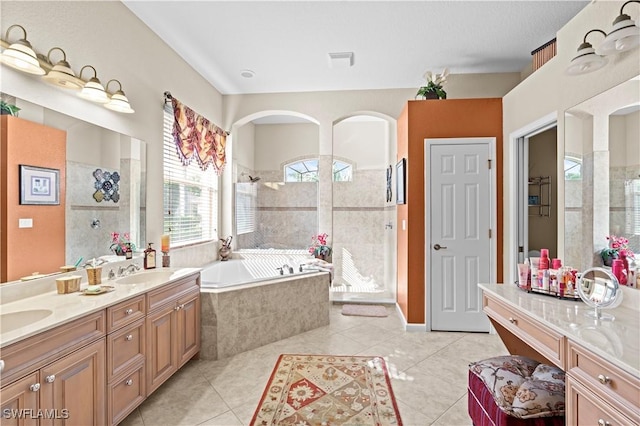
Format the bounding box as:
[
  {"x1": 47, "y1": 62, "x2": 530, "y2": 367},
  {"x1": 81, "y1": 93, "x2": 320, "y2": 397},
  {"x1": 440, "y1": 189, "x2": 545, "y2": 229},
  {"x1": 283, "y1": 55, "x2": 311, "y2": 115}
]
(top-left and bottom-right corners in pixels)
[
  {"x1": 1, "y1": 97, "x2": 146, "y2": 284},
  {"x1": 564, "y1": 76, "x2": 640, "y2": 272},
  {"x1": 578, "y1": 267, "x2": 622, "y2": 320}
]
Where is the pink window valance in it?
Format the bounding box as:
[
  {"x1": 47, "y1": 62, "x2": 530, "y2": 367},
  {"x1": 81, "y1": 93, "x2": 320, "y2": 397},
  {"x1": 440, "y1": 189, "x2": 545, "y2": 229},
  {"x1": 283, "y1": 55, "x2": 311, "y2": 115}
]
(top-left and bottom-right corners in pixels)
[{"x1": 171, "y1": 97, "x2": 228, "y2": 175}]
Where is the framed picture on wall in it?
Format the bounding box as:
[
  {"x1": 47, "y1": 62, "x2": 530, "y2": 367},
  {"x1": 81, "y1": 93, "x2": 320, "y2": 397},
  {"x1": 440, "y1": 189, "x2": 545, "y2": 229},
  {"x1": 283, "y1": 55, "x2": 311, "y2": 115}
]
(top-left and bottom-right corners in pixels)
[
  {"x1": 396, "y1": 158, "x2": 406, "y2": 205},
  {"x1": 19, "y1": 165, "x2": 60, "y2": 205}
]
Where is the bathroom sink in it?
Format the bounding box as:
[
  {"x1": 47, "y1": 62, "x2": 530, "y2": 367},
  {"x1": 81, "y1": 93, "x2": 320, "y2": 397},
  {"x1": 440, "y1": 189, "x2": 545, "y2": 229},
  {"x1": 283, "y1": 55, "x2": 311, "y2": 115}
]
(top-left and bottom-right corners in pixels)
[
  {"x1": 0, "y1": 309, "x2": 53, "y2": 334},
  {"x1": 115, "y1": 270, "x2": 175, "y2": 285}
]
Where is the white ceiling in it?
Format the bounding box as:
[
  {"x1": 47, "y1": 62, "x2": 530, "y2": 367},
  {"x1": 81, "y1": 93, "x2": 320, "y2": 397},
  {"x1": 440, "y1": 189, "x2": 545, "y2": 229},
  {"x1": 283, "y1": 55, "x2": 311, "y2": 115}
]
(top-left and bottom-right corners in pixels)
[{"x1": 124, "y1": 1, "x2": 588, "y2": 96}]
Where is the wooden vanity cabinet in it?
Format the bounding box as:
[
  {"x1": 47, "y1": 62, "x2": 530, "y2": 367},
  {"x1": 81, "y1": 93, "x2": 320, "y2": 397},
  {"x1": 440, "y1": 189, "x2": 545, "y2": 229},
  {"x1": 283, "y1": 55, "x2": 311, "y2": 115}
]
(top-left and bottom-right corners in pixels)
[
  {"x1": 146, "y1": 275, "x2": 200, "y2": 395},
  {"x1": 566, "y1": 339, "x2": 640, "y2": 425},
  {"x1": 0, "y1": 312, "x2": 106, "y2": 426},
  {"x1": 482, "y1": 292, "x2": 565, "y2": 368},
  {"x1": 106, "y1": 295, "x2": 147, "y2": 425}
]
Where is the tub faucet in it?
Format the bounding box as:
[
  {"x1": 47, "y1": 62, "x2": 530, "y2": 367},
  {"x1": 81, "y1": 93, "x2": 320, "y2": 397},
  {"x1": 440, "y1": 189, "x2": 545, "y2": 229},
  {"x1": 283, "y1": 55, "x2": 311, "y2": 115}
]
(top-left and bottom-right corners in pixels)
[
  {"x1": 282, "y1": 264, "x2": 294, "y2": 274},
  {"x1": 276, "y1": 267, "x2": 284, "y2": 275}
]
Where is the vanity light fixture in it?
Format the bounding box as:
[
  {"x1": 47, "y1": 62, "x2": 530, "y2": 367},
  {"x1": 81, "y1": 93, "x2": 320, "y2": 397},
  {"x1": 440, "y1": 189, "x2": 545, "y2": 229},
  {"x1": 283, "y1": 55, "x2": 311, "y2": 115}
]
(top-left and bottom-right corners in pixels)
[
  {"x1": 42, "y1": 47, "x2": 82, "y2": 90},
  {"x1": 77, "y1": 65, "x2": 109, "y2": 104},
  {"x1": 565, "y1": 29, "x2": 608, "y2": 76},
  {"x1": 104, "y1": 79, "x2": 135, "y2": 114},
  {"x1": 0, "y1": 24, "x2": 46, "y2": 75},
  {"x1": 597, "y1": 0, "x2": 640, "y2": 55}
]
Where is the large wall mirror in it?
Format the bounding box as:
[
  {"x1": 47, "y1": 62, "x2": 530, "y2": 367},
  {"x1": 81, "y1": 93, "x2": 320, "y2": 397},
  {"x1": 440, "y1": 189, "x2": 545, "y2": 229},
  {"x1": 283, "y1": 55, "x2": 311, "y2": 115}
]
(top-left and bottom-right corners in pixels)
[
  {"x1": 564, "y1": 76, "x2": 640, "y2": 272},
  {"x1": 1, "y1": 97, "x2": 146, "y2": 284}
]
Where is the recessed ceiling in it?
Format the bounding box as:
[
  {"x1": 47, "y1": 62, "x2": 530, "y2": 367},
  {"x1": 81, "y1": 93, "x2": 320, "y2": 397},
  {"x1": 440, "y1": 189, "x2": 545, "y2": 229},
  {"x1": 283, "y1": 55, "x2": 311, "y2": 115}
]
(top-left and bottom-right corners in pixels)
[{"x1": 124, "y1": 1, "x2": 588, "y2": 95}]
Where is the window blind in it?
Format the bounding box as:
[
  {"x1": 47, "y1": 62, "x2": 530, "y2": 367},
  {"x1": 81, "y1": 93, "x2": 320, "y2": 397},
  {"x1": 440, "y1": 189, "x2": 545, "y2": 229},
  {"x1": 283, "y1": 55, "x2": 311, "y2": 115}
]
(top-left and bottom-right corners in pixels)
[
  {"x1": 235, "y1": 183, "x2": 256, "y2": 235},
  {"x1": 163, "y1": 103, "x2": 218, "y2": 246}
]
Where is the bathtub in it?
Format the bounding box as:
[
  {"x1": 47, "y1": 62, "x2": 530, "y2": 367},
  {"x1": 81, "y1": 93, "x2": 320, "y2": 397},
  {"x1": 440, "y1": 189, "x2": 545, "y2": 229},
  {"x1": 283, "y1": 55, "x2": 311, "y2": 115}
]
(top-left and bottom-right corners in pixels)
[
  {"x1": 198, "y1": 255, "x2": 330, "y2": 359},
  {"x1": 200, "y1": 253, "x2": 313, "y2": 289}
]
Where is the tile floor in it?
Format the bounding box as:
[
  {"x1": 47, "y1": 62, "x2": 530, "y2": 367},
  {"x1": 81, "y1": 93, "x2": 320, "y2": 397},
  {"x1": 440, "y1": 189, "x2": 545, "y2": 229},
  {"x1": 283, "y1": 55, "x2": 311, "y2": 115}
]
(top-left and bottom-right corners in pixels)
[{"x1": 121, "y1": 303, "x2": 508, "y2": 426}]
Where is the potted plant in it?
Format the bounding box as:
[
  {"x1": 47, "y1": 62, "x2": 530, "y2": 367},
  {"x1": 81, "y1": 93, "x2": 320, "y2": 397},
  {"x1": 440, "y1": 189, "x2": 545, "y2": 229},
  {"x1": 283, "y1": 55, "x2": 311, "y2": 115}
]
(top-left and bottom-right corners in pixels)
[
  {"x1": 601, "y1": 234, "x2": 634, "y2": 267},
  {"x1": 0, "y1": 100, "x2": 20, "y2": 116},
  {"x1": 416, "y1": 68, "x2": 449, "y2": 100},
  {"x1": 110, "y1": 231, "x2": 136, "y2": 256},
  {"x1": 309, "y1": 232, "x2": 332, "y2": 260}
]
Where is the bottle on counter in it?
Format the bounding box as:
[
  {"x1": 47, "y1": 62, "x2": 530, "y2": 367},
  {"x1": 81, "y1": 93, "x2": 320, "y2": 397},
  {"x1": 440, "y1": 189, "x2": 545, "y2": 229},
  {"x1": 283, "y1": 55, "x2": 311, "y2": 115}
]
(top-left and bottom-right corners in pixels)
[{"x1": 144, "y1": 243, "x2": 157, "y2": 269}]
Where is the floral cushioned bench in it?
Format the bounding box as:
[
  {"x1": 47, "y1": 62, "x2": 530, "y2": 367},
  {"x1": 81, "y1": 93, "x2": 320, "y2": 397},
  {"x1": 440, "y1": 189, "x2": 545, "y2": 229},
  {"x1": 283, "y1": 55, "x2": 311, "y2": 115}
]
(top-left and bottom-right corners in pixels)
[{"x1": 468, "y1": 355, "x2": 565, "y2": 426}]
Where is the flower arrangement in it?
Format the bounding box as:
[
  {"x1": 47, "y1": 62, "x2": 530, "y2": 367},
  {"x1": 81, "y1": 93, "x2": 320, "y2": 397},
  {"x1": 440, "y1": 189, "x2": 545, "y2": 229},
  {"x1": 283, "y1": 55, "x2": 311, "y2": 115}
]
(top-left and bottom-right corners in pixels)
[
  {"x1": 416, "y1": 68, "x2": 449, "y2": 100},
  {"x1": 601, "y1": 234, "x2": 635, "y2": 265},
  {"x1": 309, "y1": 232, "x2": 332, "y2": 258},
  {"x1": 110, "y1": 231, "x2": 135, "y2": 255}
]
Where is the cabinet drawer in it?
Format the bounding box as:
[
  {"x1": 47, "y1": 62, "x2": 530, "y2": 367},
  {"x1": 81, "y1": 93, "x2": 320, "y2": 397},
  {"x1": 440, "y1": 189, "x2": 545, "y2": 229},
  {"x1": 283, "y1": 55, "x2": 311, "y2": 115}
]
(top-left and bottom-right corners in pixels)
[
  {"x1": 106, "y1": 295, "x2": 146, "y2": 332},
  {"x1": 567, "y1": 339, "x2": 640, "y2": 418},
  {"x1": 147, "y1": 274, "x2": 199, "y2": 312},
  {"x1": 108, "y1": 363, "x2": 146, "y2": 426},
  {"x1": 0, "y1": 311, "x2": 105, "y2": 384},
  {"x1": 567, "y1": 375, "x2": 638, "y2": 426},
  {"x1": 483, "y1": 294, "x2": 564, "y2": 368},
  {"x1": 107, "y1": 319, "x2": 146, "y2": 382}
]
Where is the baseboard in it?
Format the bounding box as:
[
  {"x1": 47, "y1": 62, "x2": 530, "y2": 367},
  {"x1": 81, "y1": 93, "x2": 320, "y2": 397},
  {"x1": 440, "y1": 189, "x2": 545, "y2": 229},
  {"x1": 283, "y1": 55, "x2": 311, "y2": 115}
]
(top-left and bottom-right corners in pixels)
[{"x1": 395, "y1": 303, "x2": 427, "y2": 332}]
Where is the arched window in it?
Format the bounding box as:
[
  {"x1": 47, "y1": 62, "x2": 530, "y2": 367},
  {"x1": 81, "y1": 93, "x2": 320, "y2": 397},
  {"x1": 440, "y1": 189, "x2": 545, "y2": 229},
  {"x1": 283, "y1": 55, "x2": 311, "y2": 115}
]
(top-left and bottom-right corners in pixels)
[
  {"x1": 333, "y1": 160, "x2": 352, "y2": 182},
  {"x1": 285, "y1": 159, "x2": 319, "y2": 182},
  {"x1": 284, "y1": 158, "x2": 353, "y2": 182},
  {"x1": 564, "y1": 156, "x2": 582, "y2": 180}
]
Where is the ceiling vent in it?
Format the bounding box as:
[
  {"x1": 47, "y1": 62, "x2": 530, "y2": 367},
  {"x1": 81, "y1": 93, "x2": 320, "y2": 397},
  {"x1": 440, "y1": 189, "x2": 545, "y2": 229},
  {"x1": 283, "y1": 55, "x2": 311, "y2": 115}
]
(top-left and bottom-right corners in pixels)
[{"x1": 328, "y1": 52, "x2": 354, "y2": 69}]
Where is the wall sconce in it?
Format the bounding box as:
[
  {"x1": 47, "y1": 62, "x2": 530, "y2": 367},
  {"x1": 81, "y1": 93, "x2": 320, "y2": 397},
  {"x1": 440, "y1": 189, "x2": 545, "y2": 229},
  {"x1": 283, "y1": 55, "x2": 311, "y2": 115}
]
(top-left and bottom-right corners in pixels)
[
  {"x1": 42, "y1": 47, "x2": 82, "y2": 90},
  {"x1": 104, "y1": 79, "x2": 135, "y2": 114},
  {"x1": 598, "y1": 0, "x2": 640, "y2": 55},
  {"x1": 566, "y1": 29, "x2": 608, "y2": 75},
  {"x1": 1, "y1": 23, "x2": 135, "y2": 113},
  {"x1": 0, "y1": 24, "x2": 46, "y2": 75},
  {"x1": 77, "y1": 65, "x2": 109, "y2": 104}
]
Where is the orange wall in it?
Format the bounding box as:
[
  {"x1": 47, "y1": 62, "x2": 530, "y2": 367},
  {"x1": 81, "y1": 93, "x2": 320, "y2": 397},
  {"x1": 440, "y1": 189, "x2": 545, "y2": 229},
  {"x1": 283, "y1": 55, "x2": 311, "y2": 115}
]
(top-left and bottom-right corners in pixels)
[
  {"x1": 396, "y1": 99, "x2": 503, "y2": 324},
  {"x1": 1, "y1": 116, "x2": 66, "y2": 282}
]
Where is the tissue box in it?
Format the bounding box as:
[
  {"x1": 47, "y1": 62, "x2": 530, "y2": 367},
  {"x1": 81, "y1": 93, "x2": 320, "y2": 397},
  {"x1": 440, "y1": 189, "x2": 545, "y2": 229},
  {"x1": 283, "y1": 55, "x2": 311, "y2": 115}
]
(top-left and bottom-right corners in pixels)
[{"x1": 56, "y1": 276, "x2": 82, "y2": 294}]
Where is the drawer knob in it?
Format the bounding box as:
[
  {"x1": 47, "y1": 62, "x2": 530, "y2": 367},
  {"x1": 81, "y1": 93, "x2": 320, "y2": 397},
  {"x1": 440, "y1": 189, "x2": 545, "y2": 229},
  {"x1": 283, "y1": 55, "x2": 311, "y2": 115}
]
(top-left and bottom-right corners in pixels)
[
  {"x1": 0, "y1": 359, "x2": 4, "y2": 373},
  {"x1": 174, "y1": 305, "x2": 181, "y2": 311},
  {"x1": 124, "y1": 308, "x2": 134, "y2": 315},
  {"x1": 598, "y1": 419, "x2": 610, "y2": 426},
  {"x1": 508, "y1": 317, "x2": 517, "y2": 324},
  {"x1": 45, "y1": 375, "x2": 56, "y2": 383},
  {"x1": 125, "y1": 334, "x2": 134, "y2": 341},
  {"x1": 30, "y1": 383, "x2": 41, "y2": 392},
  {"x1": 125, "y1": 379, "x2": 133, "y2": 386},
  {"x1": 597, "y1": 374, "x2": 610, "y2": 384}
]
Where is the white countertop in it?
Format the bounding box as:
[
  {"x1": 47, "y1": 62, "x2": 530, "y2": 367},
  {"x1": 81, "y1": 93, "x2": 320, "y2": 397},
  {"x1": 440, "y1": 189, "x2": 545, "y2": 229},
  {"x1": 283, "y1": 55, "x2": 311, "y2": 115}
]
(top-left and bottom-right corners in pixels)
[
  {"x1": 0, "y1": 267, "x2": 201, "y2": 348},
  {"x1": 479, "y1": 283, "x2": 640, "y2": 378}
]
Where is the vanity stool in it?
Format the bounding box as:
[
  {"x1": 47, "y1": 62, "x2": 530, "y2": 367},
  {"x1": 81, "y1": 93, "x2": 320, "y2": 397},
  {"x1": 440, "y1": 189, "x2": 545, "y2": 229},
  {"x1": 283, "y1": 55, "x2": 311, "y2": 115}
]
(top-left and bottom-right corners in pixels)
[{"x1": 468, "y1": 355, "x2": 565, "y2": 426}]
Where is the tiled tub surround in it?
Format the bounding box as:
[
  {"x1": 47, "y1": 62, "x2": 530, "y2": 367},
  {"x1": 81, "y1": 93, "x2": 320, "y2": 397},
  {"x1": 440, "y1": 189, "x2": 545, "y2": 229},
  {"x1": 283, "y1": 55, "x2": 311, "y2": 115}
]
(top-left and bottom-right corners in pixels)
[{"x1": 200, "y1": 271, "x2": 330, "y2": 360}]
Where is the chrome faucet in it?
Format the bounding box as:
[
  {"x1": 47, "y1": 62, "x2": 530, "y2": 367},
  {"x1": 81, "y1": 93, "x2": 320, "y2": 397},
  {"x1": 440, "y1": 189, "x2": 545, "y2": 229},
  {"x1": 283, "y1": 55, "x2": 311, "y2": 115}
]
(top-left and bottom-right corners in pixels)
[
  {"x1": 282, "y1": 264, "x2": 294, "y2": 274},
  {"x1": 118, "y1": 263, "x2": 140, "y2": 277}
]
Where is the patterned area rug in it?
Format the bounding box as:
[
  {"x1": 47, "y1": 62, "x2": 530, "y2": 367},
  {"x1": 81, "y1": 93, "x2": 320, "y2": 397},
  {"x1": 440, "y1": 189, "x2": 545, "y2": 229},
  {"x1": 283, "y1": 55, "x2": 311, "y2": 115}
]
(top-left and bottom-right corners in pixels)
[
  {"x1": 341, "y1": 304, "x2": 389, "y2": 317},
  {"x1": 251, "y1": 354, "x2": 403, "y2": 425}
]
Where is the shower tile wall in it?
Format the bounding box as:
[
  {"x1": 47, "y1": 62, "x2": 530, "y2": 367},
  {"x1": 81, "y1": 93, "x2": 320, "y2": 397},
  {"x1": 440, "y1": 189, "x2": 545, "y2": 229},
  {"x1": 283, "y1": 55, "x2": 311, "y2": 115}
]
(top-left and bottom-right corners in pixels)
[
  {"x1": 564, "y1": 178, "x2": 583, "y2": 270},
  {"x1": 66, "y1": 160, "x2": 121, "y2": 263},
  {"x1": 236, "y1": 167, "x2": 318, "y2": 250},
  {"x1": 332, "y1": 168, "x2": 388, "y2": 294},
  {"x1": 610, "y1": 164, "x2": 640, "y2": 251}
]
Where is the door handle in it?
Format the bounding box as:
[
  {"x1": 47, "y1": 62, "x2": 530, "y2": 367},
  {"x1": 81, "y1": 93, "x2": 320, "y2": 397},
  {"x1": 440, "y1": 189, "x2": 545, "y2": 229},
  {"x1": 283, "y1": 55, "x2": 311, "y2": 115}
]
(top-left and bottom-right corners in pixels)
[{"x1": 433, "y1": 244, "x2": 447, "y2": 250}]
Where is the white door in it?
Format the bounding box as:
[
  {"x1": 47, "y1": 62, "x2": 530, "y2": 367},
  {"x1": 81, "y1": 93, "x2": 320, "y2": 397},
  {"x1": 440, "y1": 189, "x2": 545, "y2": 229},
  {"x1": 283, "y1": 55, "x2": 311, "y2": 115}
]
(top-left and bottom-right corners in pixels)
[{"x1": 427, "y1": 138, "x2": 493, "y2": 332}]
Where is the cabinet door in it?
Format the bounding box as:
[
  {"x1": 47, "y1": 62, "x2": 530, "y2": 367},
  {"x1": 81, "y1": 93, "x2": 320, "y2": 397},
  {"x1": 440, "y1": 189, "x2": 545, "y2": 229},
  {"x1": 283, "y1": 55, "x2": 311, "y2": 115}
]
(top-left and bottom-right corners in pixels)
[
  {"x1": 39, "y1": 339, "x2": 106, "y2": 426},
  {"x1": 146, "y1": 304, "x2": 177, "y2": 395},
  {"x1": 176, "y1": 290, "x2": 201, "y2": 367},
  {"x1": 0, "y1": 372, "x2": 39, "y2": 426}
]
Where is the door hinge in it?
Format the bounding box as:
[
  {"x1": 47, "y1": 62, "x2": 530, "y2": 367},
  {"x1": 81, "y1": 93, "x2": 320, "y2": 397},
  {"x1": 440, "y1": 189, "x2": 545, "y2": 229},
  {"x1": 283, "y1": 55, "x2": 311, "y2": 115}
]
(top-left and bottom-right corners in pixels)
[
  {"x1": 488, "y1": 159, "x2": 492, "y2": 169},
  {"x1": 489, "y1": 229, "x2": 492, "y2": 239}
]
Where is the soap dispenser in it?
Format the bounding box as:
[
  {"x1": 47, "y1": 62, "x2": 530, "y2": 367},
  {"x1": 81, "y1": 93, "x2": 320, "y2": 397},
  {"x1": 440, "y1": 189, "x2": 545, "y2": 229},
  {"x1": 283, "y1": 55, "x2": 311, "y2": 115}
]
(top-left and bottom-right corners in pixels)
[{"x1": 144, "y1": 243, "x2": 157, "y2": 269}]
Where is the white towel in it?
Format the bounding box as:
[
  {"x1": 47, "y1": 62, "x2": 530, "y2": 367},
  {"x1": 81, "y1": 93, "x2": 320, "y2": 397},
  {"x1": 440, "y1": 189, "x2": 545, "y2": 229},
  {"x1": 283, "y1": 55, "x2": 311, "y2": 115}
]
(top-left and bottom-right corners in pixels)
[{"x1": 301, "y1": 259, "x2": 334, "y2": 282}]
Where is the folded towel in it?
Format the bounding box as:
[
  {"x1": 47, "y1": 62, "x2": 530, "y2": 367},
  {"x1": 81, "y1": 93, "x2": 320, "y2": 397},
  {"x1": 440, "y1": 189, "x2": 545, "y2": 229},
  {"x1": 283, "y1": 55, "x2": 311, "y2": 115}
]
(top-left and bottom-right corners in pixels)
[{"x1": 301, "y1": 263, "x2": 334, "y2": 283}]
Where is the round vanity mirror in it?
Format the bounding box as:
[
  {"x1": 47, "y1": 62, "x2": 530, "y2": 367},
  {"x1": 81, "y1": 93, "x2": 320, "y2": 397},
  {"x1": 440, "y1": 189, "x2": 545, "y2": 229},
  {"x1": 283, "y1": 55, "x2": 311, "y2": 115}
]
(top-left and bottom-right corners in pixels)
[{"x1": 577, "y1": 267, "x2": 623, "y2": 320}]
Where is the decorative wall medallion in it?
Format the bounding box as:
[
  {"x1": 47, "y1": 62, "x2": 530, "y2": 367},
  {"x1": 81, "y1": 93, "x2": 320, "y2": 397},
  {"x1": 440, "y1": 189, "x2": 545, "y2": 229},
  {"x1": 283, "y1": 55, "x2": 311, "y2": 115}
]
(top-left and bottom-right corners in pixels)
[{"x1": 93, "y1": 168, "x2": 120, "y2": 203}]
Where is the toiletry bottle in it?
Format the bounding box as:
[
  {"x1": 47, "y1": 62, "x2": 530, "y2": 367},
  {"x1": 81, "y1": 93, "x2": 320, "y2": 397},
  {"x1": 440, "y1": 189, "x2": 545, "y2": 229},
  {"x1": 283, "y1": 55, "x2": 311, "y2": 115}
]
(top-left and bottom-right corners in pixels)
[
  {"x1": 539, "y1": 249, "x2": 550, "y2": 270},
  {"x1": 612, "y1": 259, "x2": 627, "y2": 285},
  {"x1": 144, "y1": 243, "x2": 157, "y2": 269}
]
